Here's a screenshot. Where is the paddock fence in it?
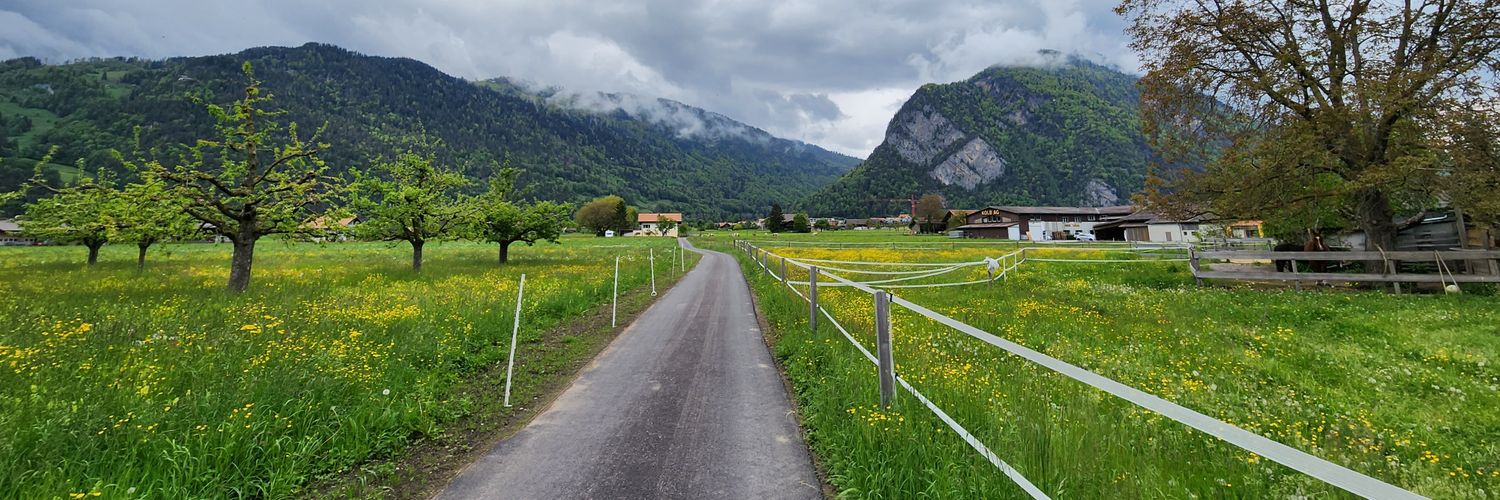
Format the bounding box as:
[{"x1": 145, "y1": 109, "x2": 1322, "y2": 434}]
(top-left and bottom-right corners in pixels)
[{"x1": 734, "y1": 239, "x2": 1426, "y2": 500}]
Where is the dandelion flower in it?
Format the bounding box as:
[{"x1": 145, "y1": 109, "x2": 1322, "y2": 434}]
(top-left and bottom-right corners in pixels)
[{"x1": 382, "y1": 388, "x2": 391, "y2": 396}]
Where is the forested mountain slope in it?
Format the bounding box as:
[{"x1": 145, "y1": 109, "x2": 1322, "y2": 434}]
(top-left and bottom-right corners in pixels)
[
  {"x1": 0, "y1": 43, "x2": 858, "y2": 219},
  {"x1": 804, "y1": 55, "x2": 1152, "y2": 216}
]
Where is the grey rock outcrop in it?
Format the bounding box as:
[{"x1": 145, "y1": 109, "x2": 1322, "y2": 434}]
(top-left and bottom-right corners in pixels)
[
  {"x1": 889, "y1": 106, "x2": 965, "y2": 165},
  {"x1": 929, "y1": 138, "x2": 1006, "y2": 190}
]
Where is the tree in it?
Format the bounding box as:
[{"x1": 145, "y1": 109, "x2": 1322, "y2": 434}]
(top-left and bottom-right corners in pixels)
[
  {"x1": 625, "y1": 206, "x2": 640, "y2": 232},
  {"x1": 113, "y1": 172, "x2": 195, "y2": 270},
  {"x1": 791, "y1": 213, "x2": 811, "y2": 233},
  {"x1": 813, "y1": 218, "x2": 832, "y2": 231},
  {"x1": 348, "y1": 150, "x2": 470, "y2": 271},
  {"x1": 149, "y1": 63, "x2": 342, "y2": 292},
  {"x1": 472, "y1": 166, "x2": 572, "y2": 263},
  {"x1": 914, "y1": 193, "x2": 946, "y2": 233},
  {"x1": 946, "y1": 210, "x2": 972, "y2": 231},
  {"x1": 766, "y1": 204, "x2": 785, "y2": 233},
  {"x1": 1119, "y1": 0, "x2": 1500, "y2": 253},
  {"x1": 21, "y1": 163, "x2": 118, "y2": 266},
  {"x1": 576, "y1": 195, "x2": 627, "y2": 236}
]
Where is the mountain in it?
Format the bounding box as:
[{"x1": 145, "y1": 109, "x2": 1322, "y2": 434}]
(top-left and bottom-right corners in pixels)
[
  {"x1": 0, "y1": 43, "x2": 859, "y2": 219},
  {"x1": 803, "y1": 54, "x2": 1151, "y2": 216}
]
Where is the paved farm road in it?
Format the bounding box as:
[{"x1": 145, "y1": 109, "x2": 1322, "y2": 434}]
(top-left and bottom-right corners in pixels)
[{"x1": 439, "y1": 239, "x2": 820, "y2": 499}]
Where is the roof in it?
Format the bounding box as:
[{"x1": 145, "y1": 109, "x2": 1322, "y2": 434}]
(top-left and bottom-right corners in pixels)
[
  {"x1": 955, "y1": 222, "x2": 1019, "y2": 230},
  {"x1": 1095, "y1": 210, "x2": 1206, "y2": 229},
  {"x1": 981, "y1": 205, "x2": 1135, "y2": 216},
  {"x1": 0, "y1": 219, "x2": 20, "y2": 232},
  {"x1": 845, "y1": 218, "x2": 869, "y2": 225},
  {"x1": 638, "y1": 213, "x2": 683, "y2": 223}
]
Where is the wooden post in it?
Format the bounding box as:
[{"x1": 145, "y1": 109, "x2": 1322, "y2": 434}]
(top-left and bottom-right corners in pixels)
[
  {"x1": 1292, "y1": 259, "x2": 1302, "y2": 291},
  {"x1": 874, "y1": 291, "x2": 895, "y2": 408},
  {"x1": 1190, "y1": 247, "x2": 1203, "y2": 286},
  {"x1": 809, "y1": 267, "x2": 819, "y2": 332},
  {"x1": 780, "y1": 257, "x2": 788, "y2": 282}
]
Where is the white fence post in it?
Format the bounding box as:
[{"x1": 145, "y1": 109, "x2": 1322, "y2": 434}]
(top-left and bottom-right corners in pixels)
[
  {"x1": 650, "y1": 248, "x2": 657, "y2": 297},
  {"x1": 874, "y1": 290, "x2": 894, "y2": 408},
  {"x1": 612, "y1": 256, "x2": 620, "y2": 327},
  {"x1": 809, "y1": 266, "x2": 819, "y2": 332},
  {"x1": 503, "y1": 273, "x2": 526, "y2": 407}
]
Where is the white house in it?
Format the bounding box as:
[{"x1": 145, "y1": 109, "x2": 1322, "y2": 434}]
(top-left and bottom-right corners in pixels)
[
  {"x1": 0, "y1": 219, "x2": 34, "y2": 245},
  {"x1": 637, "y1": 213, "x2": 683, "y2": 237}
]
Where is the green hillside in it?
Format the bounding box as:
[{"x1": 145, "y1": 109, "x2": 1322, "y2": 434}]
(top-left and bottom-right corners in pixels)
[
  {"x1": 0, "y1": 43, "x2": 858, "y2": 220},
  {"x1": 804, "y1": 56, "x2": 1152, "y2": 216}
]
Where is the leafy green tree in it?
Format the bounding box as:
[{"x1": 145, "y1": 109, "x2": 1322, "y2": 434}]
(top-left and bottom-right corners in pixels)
[
  {"x1": 113, "y1": 172, "x2": 195, "y2": 270},
  {"x1": 766, "y1": 204, "x2": 785, "y2": 233},
  {"x1": 348, "y1": 150, "x2": 470, "y2": 271},
  {"x1": 472, "y1": 167, "x2": 572, "y2": 263},
  {"x1": 21, "y1": 164, "x2": 119, "y2": 266},
  {"x1": 1119, "y1": 0, "x2": 1500, "y2": 252},
  {"x1": 791, "y1": 213, "x2": 811, "y2": 233},
  {"x1": 625, "y1": 206, "x2": 640, "y2": 232},
  {"x1": 813, "y1": 218, "x2": 832, "y2": 231},
  {"x1": 149, "y1": 63, "x2": 343, "y2": 292},
  {"x1": 945, "y1": 210, "x2": 971, "y2": 231},
  {"x1": 575, "y1": 195, "x2": 627, "y2": 236}
]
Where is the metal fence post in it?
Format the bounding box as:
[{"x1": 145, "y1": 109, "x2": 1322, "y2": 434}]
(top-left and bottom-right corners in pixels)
[
  {"x1": 809, "y1": 267, "x2": 819, "y2": 332},
  {"x1": 875, "y1": 291, "x2": 894, "y2": 408},
  {"x1": 612, "y1": 256, "x2": 620, "y2": 327},
  {"x1": 503, "y1": 273, "x2": 526, "y2": 407}
]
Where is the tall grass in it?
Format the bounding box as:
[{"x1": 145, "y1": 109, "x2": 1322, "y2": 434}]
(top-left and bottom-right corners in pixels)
[
  {"x1": 704, "y1": 238, "x2": 1499, "y2": 498},
  {"x1": 0, "y1": 237, "x2": 689, "y2": 498}
]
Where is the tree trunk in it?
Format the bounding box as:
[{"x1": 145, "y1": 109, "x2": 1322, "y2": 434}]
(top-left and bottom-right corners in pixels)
[
  {"x1": 227, "y1": 236, "x2": 257, "y2": 293},
  {"x1": 85, "y1": 241, "x2": 103, "y2": 266},
  {"x1": 498, "y1": 240, "x2": 513, "y2": 264},
  {"x1": 136, "y1": 241, "x2": 150, "y2": 271},
  {"x1": 411, "y1": 239, "x2": 424, "y2": 272},
  {"x1": 1356, "y1": 187, "x2": 1398, "y2": 271}
]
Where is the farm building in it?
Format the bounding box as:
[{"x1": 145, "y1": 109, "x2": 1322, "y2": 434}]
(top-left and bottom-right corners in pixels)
[
  {"x1": 0, "y1": 219, "x2": 36, "y2": 246},
  {"x1": 637, "y1": 213, "x2": 683, "y2": 236},
  {"x1": 954, "y1": 206, "x2": 1134, "y2": 240},
  {"x1": 1092, "y1": 211, "x2": 1211, "y2": 242}
]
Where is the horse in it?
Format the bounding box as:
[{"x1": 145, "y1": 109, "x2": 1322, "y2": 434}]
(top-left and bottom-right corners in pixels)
[{"x1": 1304, "y1": 232, "x2": 1330, "y2": 273}]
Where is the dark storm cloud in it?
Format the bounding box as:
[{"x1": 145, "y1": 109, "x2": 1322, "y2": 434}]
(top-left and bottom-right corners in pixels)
[{"x1": 0, "y1": 0, "x2": 1136, "y2": 157}]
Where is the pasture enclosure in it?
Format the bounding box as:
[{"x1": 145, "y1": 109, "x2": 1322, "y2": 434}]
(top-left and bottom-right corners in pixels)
[
  {"x1": 0, "y1": 237, "x2": 695, "y2": 498},
  {"x1": 700, "y1": 234, "x2": 1498, "y2": 499}
]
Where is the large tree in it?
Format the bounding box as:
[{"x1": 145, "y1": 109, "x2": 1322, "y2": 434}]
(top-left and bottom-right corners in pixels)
[
  {"x1": 914, "y1": 193, "x2": 946, "y2": 234},
  {"x1": 150, "y1": 63, "x2": 343, "y2": 292},
  {"x1": 348, "y1": 150, "x2": 470, "y2": 271},
  {"x1": 21, "y1": 160, "x2": 119, "y2": 266},
  {"x1": 113, "y1": 171, "x2": 196, "y2": 270},
  {"x1": 766, "y1": 204, "x2": 785, "y2": 233},
  {"x1": 1118, "y1": 0, "x2": 1500, "y2": 251},
  {"x1": 472, "y1": 166, "x2": 572, "y2": 263},
  {"x1": 575, "y1": 195, "x2": 627, "y2": 236}
]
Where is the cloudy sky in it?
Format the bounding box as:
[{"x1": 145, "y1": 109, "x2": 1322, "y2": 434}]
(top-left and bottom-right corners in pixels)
[{"x1": 0, "y1": 0, "x2": 1137, "y2": 158}]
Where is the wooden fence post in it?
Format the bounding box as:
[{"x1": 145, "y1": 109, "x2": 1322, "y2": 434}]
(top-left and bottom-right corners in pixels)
[
  {"x1": 809, "y1": 267, "x2": 819, "y2": 332},
  {"x1": 874, "y1": 291, "x2": 894, "y2": 408},
  {"x1": 1190, "y1": 248, "x2": 1203, "y2": 286}
]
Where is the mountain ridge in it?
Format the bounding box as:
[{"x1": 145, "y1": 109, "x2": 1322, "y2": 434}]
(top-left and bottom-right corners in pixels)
[
  {"x1": 803, "y1": 55, "x2": 1152, "y2": 216},
  {"x1": 0, "y1": 42, "x2": 859, "y2": 219}
]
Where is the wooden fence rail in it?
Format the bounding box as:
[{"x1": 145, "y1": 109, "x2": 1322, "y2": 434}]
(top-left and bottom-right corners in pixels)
[{"x1": 1191, "y1": 249, "x2": 1500, "y2": 285}]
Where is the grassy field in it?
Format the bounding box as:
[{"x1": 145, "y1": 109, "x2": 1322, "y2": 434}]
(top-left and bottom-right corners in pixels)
[
  {"x1": 694, "y1": 233, "x2": 1500, "y2": 498},
  {"x1": 0, "y1": 236, "x2": 695, "y2": 498}
]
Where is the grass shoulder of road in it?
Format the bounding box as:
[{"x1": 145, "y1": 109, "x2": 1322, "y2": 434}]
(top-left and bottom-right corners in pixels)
[
  {"x1": 695, "y1": 233, "x2": 1500, "y2": 498},
  {"x1": 0, "y1": 235, "x2": 697, "y2": 498}
]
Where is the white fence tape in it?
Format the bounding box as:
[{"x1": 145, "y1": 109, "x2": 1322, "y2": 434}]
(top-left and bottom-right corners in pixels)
[{"x1": 736, "y1": 241, "x2": 1425, "y2": 500}]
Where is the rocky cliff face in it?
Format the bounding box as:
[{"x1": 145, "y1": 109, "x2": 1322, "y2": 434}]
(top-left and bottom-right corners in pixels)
[{"x1": 802, "y1": 56, "x2": 1153, "y2": 216}]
